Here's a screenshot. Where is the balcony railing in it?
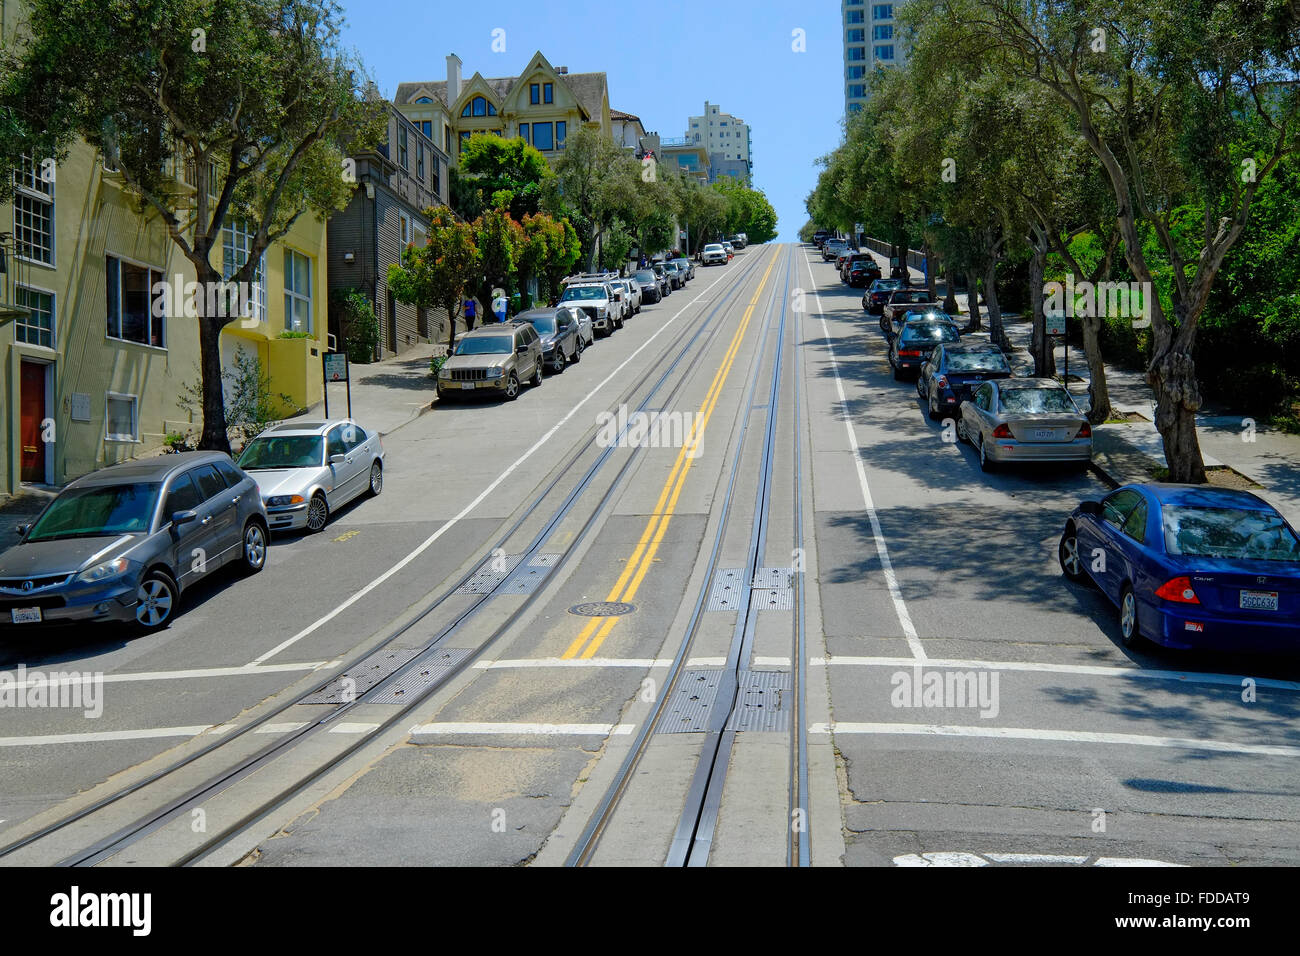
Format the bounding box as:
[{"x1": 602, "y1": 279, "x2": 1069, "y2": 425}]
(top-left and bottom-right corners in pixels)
[{"x1": 0, "y1": 233, "x2": 34, "y2": 325}]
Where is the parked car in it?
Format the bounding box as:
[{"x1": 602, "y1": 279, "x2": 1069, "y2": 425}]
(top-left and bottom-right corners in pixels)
[
  {"x1": 841, "y1": 253, "x2": 879, "y2": 284},
  {"x1": 517, "y1": 308, "x2": 583, "y2": 372},
  {"x1": 662, "y1": 261, "x2": 685, "y2": 290},
  {"x1": 889, "y1": 307, "x2": 958, "y2": 342},
  {"x1": 673, "y1": 256, "x2": 695, "y2": 281},
  {"x1": 1059, "y1": 484, "x2": 1300, "y2": 651},
  {"x1": 617, "y1": 277, "x2": 643, "y2": 314},
  {"x1": 822, "y1": 238, "x2": 848, "y2": 261},
  {"x1": 863, "y1": 278, "x2": 908, "y2": 313},
  {"x1": 728, "y1": 234, "x2": 746, "y2": 250},
  {"x1": 559, "y1": 281, "x2": 622, "y2": 334},
  {"x1": 634, "y1": 268, "x2": 664, "y2": 303},
  {"x1": 957, "y1": 378, "x2": 1092, "y2": 472},
  {"x1": 702, "y1": 243, "x2": 728, "y2": 266},
  {"x1": 651, "y1": 262, "x2": 672, "y2": 296},
  {"x1": 812, "y1": 230, "x2": 831, "y2": 247},
  {"x1": 917, "y1": 343, "x2": 1013, "y2": 419},
  {"x1": 736, "y1": 232, "x2": 748, "y2": 247},
  {"x1": 0, "y1": 452, "x2": 268, "y2": 633},
  {"x1": 436, "y1": 322, "x2": 545, "y2": 402},
  {"x1": 880, "y1": 289, "x2": 938, "y2": 334},
  {"x1": 722, "y1": 241, "x2": 735, "y2": 260},
  {"x1": 238, "y1": 420, "x2": 384, "y2": 534},
  {"x1": 888, "y1": 317, "x2": 961, "y2": 379},
  {"x1": 846, "y1": 259, "x2": 880, "y2": 287}
]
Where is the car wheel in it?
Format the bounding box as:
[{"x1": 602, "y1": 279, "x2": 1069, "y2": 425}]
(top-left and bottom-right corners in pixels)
[
  {"x1": 916, "y1": 376, "x2": 926, "y2": 399},
  {"x1": 979, "y1": 433, "x2": 997, "y2": 472},
  {"x1": 531, "y1": 361, "x2": 543, "y2": 387},
  {"x1": 1119, "y1": 585, "x2": 1145, "y2": 648},
  {"x1": 134, "y1": 570, "x2": 178, "y2": 632},
  {"x1": 553, "y1": 350, "x2": 565, "y2": 374},
  {"x1": 306, "y1": 492, "x2": 330, "y2": 532},
  {"x1": 892, "y1": 363, "x2": 903, "y2": 381},
  {"x1": 572, "y1": 339, "x2": 583, "y2": 363},
  {"x1": 505, "y1": 371, "x2": 521, "y2": 400},
  {"x1": 368, "y1": 461, "x2": 383, "y2": 497},
  {"x1": 241, "y1": 520, "x2": 267, "y2": 574},
  {"x1": 1057, "y1": 527, "x2": 1089, "y2": 584},
  {"x1": 927, "y1": 391, "x2": 941, "y2": 420},
  {"x1": 956, "y1": 417, "x2": 969, "y2": 443}
]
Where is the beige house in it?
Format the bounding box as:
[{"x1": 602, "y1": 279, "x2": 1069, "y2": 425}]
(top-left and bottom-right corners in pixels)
[{"x1": 395, "y1": 52, "x2": 612, "y2": 167}]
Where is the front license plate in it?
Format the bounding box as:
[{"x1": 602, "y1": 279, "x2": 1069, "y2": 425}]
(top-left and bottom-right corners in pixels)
[
  {"x1": 460, "y1": 382, "x2": 476, "y2": 390},
  {"x1": 1240, "y1": 589, "x2": 1278, "y2": 611},
  {"x1": 1033, "y1": 428, "x2": 1058, "y2": 440},
  {"x1": 10, "y1": 607, "x2": 41, "y2": 624}
]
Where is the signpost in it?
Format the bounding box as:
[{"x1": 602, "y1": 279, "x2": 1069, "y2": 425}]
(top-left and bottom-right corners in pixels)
[
  {"x1": 1045, "y1": 311, "x2": 1067, "y2": 384},
  {"x1": 323, "y1": 352, "x2": 350, "y2": 419}
]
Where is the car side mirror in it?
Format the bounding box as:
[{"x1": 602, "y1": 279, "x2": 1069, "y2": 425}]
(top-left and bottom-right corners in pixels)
[
  {"x1": 1079, "y1": 501, "x2": 1103, "y2": 517},
  {"x1": 516, "y1": 344, "x2": 528, "y2": 353},
  {"x1": 329, "y1": 454, "x2": 346, "y2": 465},
  {"x1": 14, "y1": 523, "x2": 29, "y2": 537},
  {"x1": 171, "y1": 509, "x2": 198, "y2": 526}
]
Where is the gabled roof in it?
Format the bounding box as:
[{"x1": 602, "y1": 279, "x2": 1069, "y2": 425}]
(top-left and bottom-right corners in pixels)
[{"x1": 396, "y1": 60, "x2": 608, "y2": 122}]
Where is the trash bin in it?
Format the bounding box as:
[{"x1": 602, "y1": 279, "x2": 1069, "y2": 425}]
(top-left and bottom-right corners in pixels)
[{"x1": 511, "y1": 291, "x2": 522, "y2": 314}]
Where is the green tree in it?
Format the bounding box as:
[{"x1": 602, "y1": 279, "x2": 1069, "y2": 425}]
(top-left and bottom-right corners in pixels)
[
  {"x1": 471, "y1": 203, "x2": 522, "y2": 319},
  {"x1": 457, "y1": 133, "x2": 554, "y2": 221},
  {"x1": 388, "y1": 206, "x2": 480, "y2": 352},
  {"x1": 554, "y1": 126, "x2": 642, "y2": 270},
  {"x1": 0, "y1": 0, "x2": 387, "y2": 452}
]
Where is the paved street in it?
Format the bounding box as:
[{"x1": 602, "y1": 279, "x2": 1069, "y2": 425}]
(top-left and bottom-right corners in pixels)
[{"x1": 2, "y1": 243, "x2": 1299, "y2": 868}]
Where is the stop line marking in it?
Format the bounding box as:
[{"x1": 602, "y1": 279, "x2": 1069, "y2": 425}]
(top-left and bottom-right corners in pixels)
[{"x1": 894, "y1": 851, "x2": 1183, "y2": 867}]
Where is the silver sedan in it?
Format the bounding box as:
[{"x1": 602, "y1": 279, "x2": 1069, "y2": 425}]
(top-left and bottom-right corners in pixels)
[
  {"x1": 237, "y1": 419, "x2": 385, "y2": 533},
  {"x1": 957, "y1": 378, "x2": 1092, "y2": 472}
]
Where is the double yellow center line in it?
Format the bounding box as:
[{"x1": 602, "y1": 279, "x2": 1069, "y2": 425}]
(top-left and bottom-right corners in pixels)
[{"x1": 562, "y1": 251, "x2": 780, "y2": 659}]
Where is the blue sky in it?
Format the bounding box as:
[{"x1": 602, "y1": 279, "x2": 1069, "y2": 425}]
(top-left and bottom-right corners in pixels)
[{"x1": 338, "y1": 0, "x2": 847, "y2": 241}]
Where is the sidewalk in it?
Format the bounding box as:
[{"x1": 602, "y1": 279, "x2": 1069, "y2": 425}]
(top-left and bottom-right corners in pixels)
[
  {"x1": 864, "y1": 248, "x2": 1300, "y2": 523},
  {"x1": 299, "y1": 342, "x2": 441, "y2": 436}
]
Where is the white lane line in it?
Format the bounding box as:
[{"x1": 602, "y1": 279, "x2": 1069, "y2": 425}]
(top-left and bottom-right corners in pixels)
[
  {"x1": 0, "y1": 724, "x2": 233, "y2": 747},
  {"x1": 809, "y1": 721, "x2": 1300, "y2": 757},
  {"x1": 474, "y1": 658, "x2": 674, "y2": 669},
  {"x1": 812, "y1": 655, "x2": 1300, "y2": 692},
  {"x1": 983, "y1": 852, "x2": 1090, "y2": 864},
  {"x1": 0, "y1": 660, "x2": 336, "y2": 691},
  {"x1": 409, "y1": 722, "x2": 635, "y2": 736},
  {"x1": 254, "y1": 722, "x2": 309, "y2": 734},
  {"x1": 894, "y1": 851, "x2": 1181, "y2": 867},
  {"x1": 802, "y1": 250, "x2": 925, "y2": 660},
  {"x1": 326, "y1": 722, "x2": 380, "y2": 735},
  {"x1": 250, "y1": 255, "x2": 767, "y2": 666},
  {"x1": 1093, "y1": 857, "x2": 1185, "y2": 867}
]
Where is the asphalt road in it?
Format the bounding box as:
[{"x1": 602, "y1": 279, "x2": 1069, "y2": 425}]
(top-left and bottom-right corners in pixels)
[{"x1": 2, "y1": 243, "x2": 1299, "y2": 867}]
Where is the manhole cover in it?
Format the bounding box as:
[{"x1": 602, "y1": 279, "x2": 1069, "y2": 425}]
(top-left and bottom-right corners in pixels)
[{"x1": 569, "y1": 601, "x2": 635, "y2": 617}]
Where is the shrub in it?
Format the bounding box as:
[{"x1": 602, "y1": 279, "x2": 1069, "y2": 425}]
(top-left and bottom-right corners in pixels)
[
  {"x1": 178, "y1": 350, "x2": 296, "y2": 446},
  {"x1": 334, "y1": 288, "x2": 380, "y2": 364}
]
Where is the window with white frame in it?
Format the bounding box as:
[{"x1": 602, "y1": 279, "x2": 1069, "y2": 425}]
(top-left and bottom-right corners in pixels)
[
  {"x1": 222, "y1": 221, "x2": 266, "y2": 323},
  {"x1": 284, "y1": 249, "x2": 312, "y2": 333},
  {"x1": 398, "y1": 126, "x2": 409, "y2": 170},
  {"x1": 399, "y1": 212, "x2": 412, "y2": 246},
  {"x1": 106, "y1": 256, "x2": 166, "y2": 348},
  {"x1": 15, "y1": 286, "x2": 54, "y2": 347},
  {"x1": 14, "y1": 155, "x2": 54, "y2": 265},
  {"x1": 105, "y1": 393, "x2": 139, "y2": 442}
]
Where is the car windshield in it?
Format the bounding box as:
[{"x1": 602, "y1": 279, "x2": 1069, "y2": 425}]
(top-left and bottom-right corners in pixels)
[
  {"x1": 26, "y1": 483, "x2": 161, "y2": 540},
  {"x1": 635, "y1": 271, "x2": 655, "y2": 281},
  {"x1": 901, "y1": 323, "x2": 960, "y2": 344},
  {"x1": 872, "y1": 280, "x2": 905, "y2": 292},
  {"x1": 704, "y1": 245, "x2": 723, "y2": 252},
  {"x1": 238, "y1": 435, "x2": 325, "y2": 469},
  {"x1": 998, "y1": 388, "x2": 1078, "y2": 414},
  {"x1": 947, "y1": 351, "x2": 1010, "y2": 373},
  {"x1": 561, "y1": 287, "x2": 605, "y2": 301},
  {"x1": 1163, "y1": 506, "x2": 1300, "y2": 561},
  {"x1": 527, "y1": 316, "x2": 556, "y2": 335},
  {"x1": 674, "y1": 258, "x2": 689, "y2": 266},
  {"x1": 456, "y1": 335, "x2": 513, "y2": 355}
]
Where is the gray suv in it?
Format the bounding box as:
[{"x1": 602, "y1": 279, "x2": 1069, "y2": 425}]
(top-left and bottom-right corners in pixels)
[
  {"x1": 437, "y1": 322, "x2": 544, "y2": 401},
  {"x1": 0, "y1": 452, "x2": 269, "y2": 633}
]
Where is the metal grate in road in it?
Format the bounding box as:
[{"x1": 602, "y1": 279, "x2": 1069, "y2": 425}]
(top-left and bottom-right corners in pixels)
[
  {"x1": 657, "y1": 670, "x2": 791, "y2": 734},
  {"x1": 365, "y1": 647, "x2": 475, "y2": 704},
  {"x1": 705, "y1": 567, "x2": 794, "y2": 611},
  {"x1": 455, "y1": 553, "x2": 562, "y2": 595}
]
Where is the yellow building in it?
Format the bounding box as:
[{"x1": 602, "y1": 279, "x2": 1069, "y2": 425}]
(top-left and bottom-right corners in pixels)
[
  {"x1": 395, "y1": 52, "x2": 612, "y2": 166},
  {"x1": 0, "y1": 141, "x2": 330, "y2": 497}
]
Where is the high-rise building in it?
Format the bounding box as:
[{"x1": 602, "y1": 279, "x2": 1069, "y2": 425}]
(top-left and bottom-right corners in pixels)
[
  {"x1": 843, "y1": 0, "x2": 906, "y2": 114},
  {"x1": 685, "y1": 102, "x2": 752, "y2": 177}
]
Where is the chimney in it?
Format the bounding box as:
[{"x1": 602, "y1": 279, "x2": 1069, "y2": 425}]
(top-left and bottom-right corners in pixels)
[
  {"x1": 447, "y1": 53, "x2": 462, "y2": 102},
  {"x1": 556, "y1": 66, "x2": 568, "y2": 75}
]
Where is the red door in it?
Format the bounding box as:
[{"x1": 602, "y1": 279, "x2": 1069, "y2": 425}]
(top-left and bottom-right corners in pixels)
[{"x1": 19, "y1": 361, "x2": 46, "y2": 483}]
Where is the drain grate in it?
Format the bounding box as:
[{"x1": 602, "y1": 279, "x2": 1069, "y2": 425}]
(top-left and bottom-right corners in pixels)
[
  {"x1": 657, "y1": 669, "x2": 790, "y2": 734},
  {"x1": 365, "y1": 647, "x2": 474, "y2": 704},
  {"x1": 570, "y1": 601, "x2": 635, "y2": 617},
  {"x1": 302, "y1": 646, "x2": 427, "y2": 704},
  {"x1": 456, "y1": 552, "x2": 561, "y2": 595},
  {"x1": 705, "y1": 567, "x2": 794, "y2": 611}
]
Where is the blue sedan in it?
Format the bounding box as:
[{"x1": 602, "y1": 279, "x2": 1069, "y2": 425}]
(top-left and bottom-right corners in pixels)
[{"x1": 1059, "y1": 484, "x2": 1300, "y2": 652}]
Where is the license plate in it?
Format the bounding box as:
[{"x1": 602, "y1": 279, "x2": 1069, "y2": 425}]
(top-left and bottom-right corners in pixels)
[
  {"x1": 460, "y1": 382, "x2": 476, "y2": 390},
  {"x1": 1033, "y1": 428, "x2": 1058, "y2": 440},
  {"x1": 1240, "y1": 589, "x2": 1278, "y2": 611},
  {"x1": 10, "y1": 607, "x2": 41, "y2": 624}
]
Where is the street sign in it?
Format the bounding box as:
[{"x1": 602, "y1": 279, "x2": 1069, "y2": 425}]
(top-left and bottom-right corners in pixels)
[
  {"x1": 324, "y1": 353, "x2": 348, "y2": 382},
  {"x1": 1045, "y1": 312, "x2": 1067, "y2": 336}
]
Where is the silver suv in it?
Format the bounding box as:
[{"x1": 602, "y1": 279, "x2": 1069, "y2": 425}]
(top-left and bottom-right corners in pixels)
[
  {"x1": 560, "y1": 280, "x2": 622, "y2": 336},
  {"x1": 438, "y1": 323, "x2": 544, "y2": 401}
]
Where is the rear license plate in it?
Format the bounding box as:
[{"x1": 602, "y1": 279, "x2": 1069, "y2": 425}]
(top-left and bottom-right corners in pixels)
[
  {"x1": 10, "y1": 607, "x2": 41, "y2": 624},
  {"x1": 1032, "y1": 428, "x2": 1058, "y2": 440},
  {"x1": 460, "y1": 382, "x2": 476, "y2": 390},
  {"x1": 1240, "y1": 589, "x2": 1278, "y2": 611}
]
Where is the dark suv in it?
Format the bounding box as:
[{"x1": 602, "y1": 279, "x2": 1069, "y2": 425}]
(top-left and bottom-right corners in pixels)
[{"x1": 438, "y1": 323, "x2": 544, "y2": 401}]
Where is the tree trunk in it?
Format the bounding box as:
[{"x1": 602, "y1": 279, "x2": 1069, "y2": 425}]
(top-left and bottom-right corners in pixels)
[
  {"x1": 445, "y1": 300, "x2": 458, "y2": 353},
  {"x1": 1149, "y1": 345, "x2": 1207, "y2": 483},
  {"x1": 941, "y1": 259, "x2": 959, "y2": 315},
  {"x1": 984, "y1": 259, "x2": 1012, "y2": 352},
  {"x1": 963, "y1": 271, "x2": 982, "y2": 332},
  {"x1": 198, "y1": 317, "x2": 231, "y2": 454},
  {"x1": 1079, "y1": 312, "x2": 1111, "y2": 423},
  {"x1": 924, "y1": 240, "x2": 937, "y2": 301},
  {"x1": 1028, "y1": 234, "x2": 1055, "y2": 377}
]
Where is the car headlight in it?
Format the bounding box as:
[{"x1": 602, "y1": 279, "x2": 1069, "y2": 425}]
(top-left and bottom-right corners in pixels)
[
  {"x1": 77, "y1": 556, "x2": 134, "y2": 584},
  {"x1": 266, "y1": 494, "x2": 306, "y2": 508},
  {"x1": 487, "y1": 367, "x2": 504, "y2": 379},
  {"x1": 439, "y1": 367, "x2": 452, "y2": 380}
]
